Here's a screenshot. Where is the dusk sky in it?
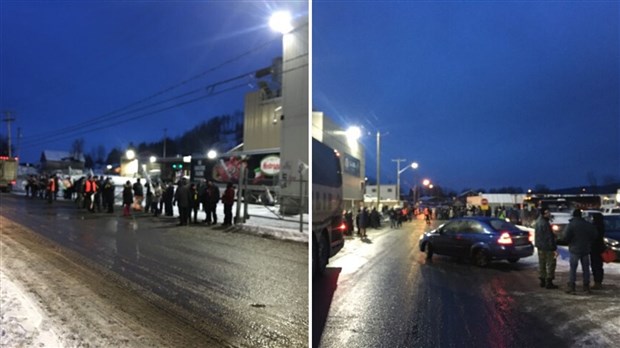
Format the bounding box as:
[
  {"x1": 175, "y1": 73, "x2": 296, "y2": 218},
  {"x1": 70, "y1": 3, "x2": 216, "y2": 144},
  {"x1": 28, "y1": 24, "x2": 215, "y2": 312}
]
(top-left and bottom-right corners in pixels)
[
  {"x1": 313, "y1": 1, "x2": 619, "y2": 193},
  {"x1": 1, "y1": 1, "x2": 307, "y2": 163}
]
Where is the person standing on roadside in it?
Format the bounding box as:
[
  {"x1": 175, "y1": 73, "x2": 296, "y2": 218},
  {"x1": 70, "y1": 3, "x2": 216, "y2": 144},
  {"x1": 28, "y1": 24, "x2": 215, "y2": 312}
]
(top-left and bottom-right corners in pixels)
[
  {"x1": 122, "y1": 181, "x2": 133, "y2": 217},
  {"x1": 221, "y1": 183, "x2": 235, "y2": 226},
  {"x1": 46, "y1": 175, "x2": 56, "y2": 204},
  {"x1": 174, "y1": 179, "x2": 191, "y2": 226},
  {"x1": 103, "y1": 177, "x2": 115, "y2": 213},
  {"x1": 189, "y1": 183, "x2": 200, "y2": 224},
  {"x1": 563, "y1": 209, "x2": 598, "y2": 294},
  {"x1": 203, "y1": 181, "x2": 220, "y2": 225},
  {"x1": 534, "y1": 208, "x2": 559, "y2": 289},
  {"x1": 590, "y1": 213, "x2": 606, "y2": 290},
  {"x1": 152, "y1": 181, "x2": 162, "y2": 216},
  {"x1": 132, "y1": 178, "x2": 144, "y2": 211}
]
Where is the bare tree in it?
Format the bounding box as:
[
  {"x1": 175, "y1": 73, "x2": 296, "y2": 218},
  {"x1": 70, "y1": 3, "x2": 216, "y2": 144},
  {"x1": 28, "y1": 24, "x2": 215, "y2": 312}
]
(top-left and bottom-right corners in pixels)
[{"x1": 71, "y1": 138, "x2": 85, "y2": 160}]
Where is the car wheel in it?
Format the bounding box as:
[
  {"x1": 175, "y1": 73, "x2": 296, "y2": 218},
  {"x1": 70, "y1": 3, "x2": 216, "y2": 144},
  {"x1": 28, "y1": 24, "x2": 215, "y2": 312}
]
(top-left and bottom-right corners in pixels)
[
  {"x1": 507, "y1": 258, "x2": 519, "y2": 263},
  {"x1": 426, "y1": 243, "x2": 434, "y2": 260},
  {"x1": 473, "y1": 249, "x2": 490, "y2": 267}
]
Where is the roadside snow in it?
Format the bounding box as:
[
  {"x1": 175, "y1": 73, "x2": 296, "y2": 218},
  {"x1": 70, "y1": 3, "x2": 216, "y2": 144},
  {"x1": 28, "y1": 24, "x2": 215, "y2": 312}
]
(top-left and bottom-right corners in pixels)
[{"x1": 0, "y1": 271, "x2": 63, "y2": 347}]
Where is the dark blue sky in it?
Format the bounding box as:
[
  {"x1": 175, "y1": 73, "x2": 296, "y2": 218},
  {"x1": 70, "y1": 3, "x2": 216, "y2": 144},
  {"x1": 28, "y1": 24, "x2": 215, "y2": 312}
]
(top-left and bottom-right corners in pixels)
[
  {"x1": 313, "y1": 1, "x2": 620, "y2": 192},
  {"x1": 1, "y1": 1, "x2": 307, "y2": 163}
]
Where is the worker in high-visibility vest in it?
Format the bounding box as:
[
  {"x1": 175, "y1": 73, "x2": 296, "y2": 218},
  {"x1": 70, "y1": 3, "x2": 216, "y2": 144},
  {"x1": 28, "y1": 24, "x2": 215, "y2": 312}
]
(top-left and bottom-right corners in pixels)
[{"x1": 47, "y1": 175, "x2": 56, "y2": 203}]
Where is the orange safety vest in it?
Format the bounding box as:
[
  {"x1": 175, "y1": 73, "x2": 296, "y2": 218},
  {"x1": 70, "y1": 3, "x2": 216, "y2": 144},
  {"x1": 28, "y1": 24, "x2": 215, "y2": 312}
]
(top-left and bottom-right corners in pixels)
[
  {"x1": 91, "y1": 180, "x2": 98, "y2": 193},
  {"x1": 48, "y1": 179, "x2": 55, "y2": 191},
  {"x1": 85, "y1": 180, "x2": 92, "y2": 193}
]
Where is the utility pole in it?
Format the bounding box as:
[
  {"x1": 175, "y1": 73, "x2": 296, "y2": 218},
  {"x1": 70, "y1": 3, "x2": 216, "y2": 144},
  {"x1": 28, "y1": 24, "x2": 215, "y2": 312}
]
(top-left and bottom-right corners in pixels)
[
  {"x1": 2, "y1": 111, "x2": 15, "y2": 157},
  {"x1": 392, "y1": 158, "x2": 406, "y2": 203},
  {"x1": 376, "y1": 131, "x2": 381, "y2": 210},
  {"x1": 163, "y1": 128, "x2": 167, "y2": 158},
  {"x1": 17, "y1": 127, "x2": 22, "y2": 159}
]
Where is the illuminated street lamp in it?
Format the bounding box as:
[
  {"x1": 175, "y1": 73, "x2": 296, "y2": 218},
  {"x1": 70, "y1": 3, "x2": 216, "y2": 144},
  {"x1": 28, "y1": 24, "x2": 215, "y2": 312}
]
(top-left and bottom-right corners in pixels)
[
  {"x1": 207, "y1": 150, "x2": 217, "y2": 160},
  {"x1": 346, "y1": 126, "x2": 362, "y2": 142},
  {"x1": 149, "y1": 156, "x2": 157, "y2": 163},
  {"x1": 125, "y1": 149, "x2": 135, "y2": 160},
  {"x1": 395, "y1": 161, "x2": 419, "y2": 204},
  {"x1": 269, "y1": 11, "x2": 293, "y2": 34}
]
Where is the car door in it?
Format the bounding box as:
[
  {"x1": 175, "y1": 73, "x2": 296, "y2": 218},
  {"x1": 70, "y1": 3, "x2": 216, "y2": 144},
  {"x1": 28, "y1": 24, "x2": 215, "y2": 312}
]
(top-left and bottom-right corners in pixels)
[
  {"x1": 452, "y1": 220, "x2": 485, "y2": 257},
  {"x1": 432, "y1": 220, "x2": 462, "y2": 256}
]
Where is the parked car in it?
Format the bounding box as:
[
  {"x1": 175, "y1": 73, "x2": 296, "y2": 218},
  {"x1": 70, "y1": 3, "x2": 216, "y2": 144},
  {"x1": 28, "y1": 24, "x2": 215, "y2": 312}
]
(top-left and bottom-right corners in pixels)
[
  {"x1": 419, "y1": 217, "x2": 534, "y2": 267},
  {"x1": 602, "y1": 214, "x2": 620, "y2": 241},
  {"x1": 604, "y1": 237, "x2": 620, "y2": 261},
  {"x1": 550, "y1": 212, "x2": 571, "y2": 245}
]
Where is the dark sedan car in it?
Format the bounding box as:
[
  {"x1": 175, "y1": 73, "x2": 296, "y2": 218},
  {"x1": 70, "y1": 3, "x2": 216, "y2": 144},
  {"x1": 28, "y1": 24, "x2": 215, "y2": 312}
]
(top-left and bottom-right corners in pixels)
[{"x1": 419, "y1": 217, "x2": 534, "y2": 267}]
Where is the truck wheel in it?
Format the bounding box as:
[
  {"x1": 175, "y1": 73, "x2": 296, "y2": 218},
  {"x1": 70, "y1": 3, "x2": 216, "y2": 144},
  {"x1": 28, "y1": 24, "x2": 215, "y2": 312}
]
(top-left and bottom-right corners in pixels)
[{"x1": 315, "y1": 232, "x2": 329, "y2": 276}]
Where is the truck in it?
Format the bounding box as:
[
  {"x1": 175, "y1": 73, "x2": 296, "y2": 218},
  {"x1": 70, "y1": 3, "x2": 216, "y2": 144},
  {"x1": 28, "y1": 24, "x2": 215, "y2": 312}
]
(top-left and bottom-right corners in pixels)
[
  {"x1": 189, "y1": 148, "x2": 281, "y2": 204},
  {"x1": 312, "y1": 138, "x2": 346, "y2": 276},
  {"x1": 0, "y1": 156, "x2": 18, "y2": 192}
]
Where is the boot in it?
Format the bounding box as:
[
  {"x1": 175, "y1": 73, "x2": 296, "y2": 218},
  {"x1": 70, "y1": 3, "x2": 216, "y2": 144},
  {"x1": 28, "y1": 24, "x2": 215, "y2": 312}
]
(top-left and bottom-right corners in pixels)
[
  {"x1": 583, "y1": 284, "x2": 591, "y2": 294},
  {"x1": 545, "y1": 278, "x2": 558, "y2": 289},
  {"x1": 591, "y1": 282, "x2": 603, "y2": 290},
  {"x1": 565, "y1": 282, "x2": 576, "y2": 294},
  {"x1": 539, "y1": 278, "x2": 546, "y2": 288}
]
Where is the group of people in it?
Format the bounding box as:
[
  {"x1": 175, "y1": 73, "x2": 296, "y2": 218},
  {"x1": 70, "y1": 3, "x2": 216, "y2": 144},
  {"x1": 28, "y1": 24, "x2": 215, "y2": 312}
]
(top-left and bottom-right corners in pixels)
[
  {"x1": 121, "y1": 178, "x2": 236, "y2": 227},
  {"x1": 535, "y1": 208, "x2": 607, "y2": 293},
  {"x1": 25, "y1": 174, "x2": 238, "y2": 228}
]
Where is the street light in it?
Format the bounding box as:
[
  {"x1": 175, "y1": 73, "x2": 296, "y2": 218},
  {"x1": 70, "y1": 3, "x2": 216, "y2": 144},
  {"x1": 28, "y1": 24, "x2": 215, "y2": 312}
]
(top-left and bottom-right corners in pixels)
[
  {"x1": 207, "y1": 150, "x2": 217, "y2": 159},
  {"x1": 125, "y1": 149, "x2": 135, "y2": 161},
  {"x1": 269, "y1": 11, "x2": 293, "y2": 34},
  {"x1": 394, "y1": 160, "x2": 419, "y2": 205}
]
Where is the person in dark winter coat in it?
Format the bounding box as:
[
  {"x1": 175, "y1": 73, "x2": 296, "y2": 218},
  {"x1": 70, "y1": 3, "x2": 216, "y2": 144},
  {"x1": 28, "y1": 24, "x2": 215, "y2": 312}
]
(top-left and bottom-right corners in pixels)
[
  {"x1": 202, "y1": 181, "x2": 220, "y2": 225},
  {"x1": 590, "y1": 213, "x2": 606, "y2": 289},
  {"x1": 132, "y1": 178, "x2": 144, "y2": 211},
  {"x1": 221, "y1": 183, "x2": 235, "y2": 226},
  {"x1": 103, "y1": 177, "x2": 115, "y2": 213},
  {"x1": 122, "y1": 181, "x2": 133, "y2": 217},
  {"x1": 174, "y1": 179, "x2": 191, "y2": 226},
  {"x1": 163, "y1": 182, "x2": 174, "y2": 216},
  {"x1": 189, "y1": 183, "x2": 200, "y2": 224},
  {"x1": 563, "y1": 209, "x2": 598, "y2": 294},
  {"x1": 534, "y1": 208, "x2": 559, "y2": 289}
]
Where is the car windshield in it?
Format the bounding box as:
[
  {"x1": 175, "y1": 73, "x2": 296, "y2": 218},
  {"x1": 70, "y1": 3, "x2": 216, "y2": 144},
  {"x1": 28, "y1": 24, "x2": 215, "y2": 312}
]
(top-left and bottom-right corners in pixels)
[{"x1": 489, "y1": 219, "x2": 518, "y2": 232}]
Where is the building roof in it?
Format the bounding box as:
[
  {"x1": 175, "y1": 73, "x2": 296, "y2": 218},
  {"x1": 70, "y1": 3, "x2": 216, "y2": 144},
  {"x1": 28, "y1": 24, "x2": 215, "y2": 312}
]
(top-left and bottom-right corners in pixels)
[{"x1": 41, "y1": 150, "x2": 85, "y2": 162}]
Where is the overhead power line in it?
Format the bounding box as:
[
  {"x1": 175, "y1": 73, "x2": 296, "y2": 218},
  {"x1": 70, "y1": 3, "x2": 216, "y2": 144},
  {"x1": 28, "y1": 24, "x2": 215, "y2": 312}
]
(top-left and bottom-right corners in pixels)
[
  {"x1": 20, "y1": 36, "x2": 281, "y2": 141},
  {"x1": 19, "y1": 62, "x2": 308, "y2": 150}
]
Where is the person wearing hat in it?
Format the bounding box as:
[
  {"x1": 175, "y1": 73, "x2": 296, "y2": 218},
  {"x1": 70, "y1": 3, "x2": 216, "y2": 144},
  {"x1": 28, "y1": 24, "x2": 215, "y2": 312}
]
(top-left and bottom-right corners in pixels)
[{"x1": 563, "y1": 209, "x2": 598, "y2": 294}]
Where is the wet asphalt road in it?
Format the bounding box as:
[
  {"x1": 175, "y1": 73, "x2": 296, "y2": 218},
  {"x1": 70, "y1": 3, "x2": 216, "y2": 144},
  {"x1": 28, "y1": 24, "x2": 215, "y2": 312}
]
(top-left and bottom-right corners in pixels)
[
  {"x1": 0, "y1": 194, "x2": 308, "y2": 347},
  {"x1": 313, "y1": 220, "x2": 571, "y2": 348}
]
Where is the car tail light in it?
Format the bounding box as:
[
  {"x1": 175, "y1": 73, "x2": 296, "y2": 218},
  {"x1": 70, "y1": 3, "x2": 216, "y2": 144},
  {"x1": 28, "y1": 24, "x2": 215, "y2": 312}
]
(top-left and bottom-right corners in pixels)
[
  {"x1": 528, "y1": 231, "x2": 534, "y2": 243},
  {"x1": 552, "y1": 225, "x2": 560, "y2": 232},
  {"x1": 336, "y1": 222, "x2": 347, "y2": 232},
  {"x1": 498, "y1": 232, "x2": 513, "y2": 245}
]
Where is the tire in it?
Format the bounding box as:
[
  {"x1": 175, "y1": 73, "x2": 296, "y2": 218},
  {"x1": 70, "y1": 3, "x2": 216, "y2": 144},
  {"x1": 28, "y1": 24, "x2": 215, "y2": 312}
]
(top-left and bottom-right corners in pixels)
[
  {"x1": 507, "y1": 258, "x2": 519, "y2": 263},
  {"x1": 426, "y1": 243, "x2": 434, "y2": 260},
  {"x1": 473, "y1": 249, "x2": 490, "y2": 267},
  {"x1": 314, "y1": 232, "x2": 330, "y2": 277}
]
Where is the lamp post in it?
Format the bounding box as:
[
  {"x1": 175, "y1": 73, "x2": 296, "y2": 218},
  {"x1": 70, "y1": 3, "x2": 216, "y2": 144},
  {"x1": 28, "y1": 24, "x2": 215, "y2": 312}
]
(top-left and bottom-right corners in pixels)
[{"x1": 395, "y1": 161, "x2": 418, "y2": 205}]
